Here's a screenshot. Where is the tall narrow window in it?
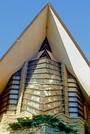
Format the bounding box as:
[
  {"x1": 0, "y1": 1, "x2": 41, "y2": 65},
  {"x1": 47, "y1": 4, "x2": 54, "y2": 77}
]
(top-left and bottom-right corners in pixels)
[
  {"x1": 68, "y1": 72, "x2": 84, "y2": 118},
  {"x1": 0, "y1": 68, "x2": 22, "y2": 115}
]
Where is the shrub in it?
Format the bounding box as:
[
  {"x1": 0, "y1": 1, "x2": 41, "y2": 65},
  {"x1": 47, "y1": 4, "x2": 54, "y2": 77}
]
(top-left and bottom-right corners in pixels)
[{"x1": 9, "y1": 115, "x2": 77, "y2": 133}]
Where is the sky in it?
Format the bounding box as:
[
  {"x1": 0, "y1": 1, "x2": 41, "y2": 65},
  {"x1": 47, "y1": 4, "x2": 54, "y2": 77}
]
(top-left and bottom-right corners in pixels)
[{"x1": 0, "y1": 0, "x2": 90, "y2": 60}]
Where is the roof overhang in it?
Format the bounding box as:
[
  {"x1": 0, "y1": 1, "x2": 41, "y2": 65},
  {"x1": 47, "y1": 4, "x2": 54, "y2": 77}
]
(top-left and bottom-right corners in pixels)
[{"x1": 0, "y1": 4, "x2": 90, "y2": 101}]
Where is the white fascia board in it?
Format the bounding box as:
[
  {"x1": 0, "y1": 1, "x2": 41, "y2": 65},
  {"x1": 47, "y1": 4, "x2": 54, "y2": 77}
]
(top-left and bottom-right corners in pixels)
[
  {"x1": 47, "y1": 7, "x2": 74, "y2": 74},
  {"x1": 49, "y1": 8, "x2": 90, "y2": 97}
]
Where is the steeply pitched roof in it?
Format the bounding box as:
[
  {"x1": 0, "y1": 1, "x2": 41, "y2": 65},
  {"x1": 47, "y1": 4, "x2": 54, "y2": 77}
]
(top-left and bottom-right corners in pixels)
[{"x1": 0, "y1": 3, "x2": 90, "y2": 100}]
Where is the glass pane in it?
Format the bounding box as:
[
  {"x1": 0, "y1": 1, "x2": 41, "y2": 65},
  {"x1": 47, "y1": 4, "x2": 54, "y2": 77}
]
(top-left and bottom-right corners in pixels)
[
  {"x1": 9, "y1": 99, "x2": 17, "y2": 104},
  {"x1": 12, "y1": 81, "x2": 20, "y2": 84},
  {"x1": 68, "y1": 88, "x2": 77, "y2": 92},
  {"x1": 68, "y1": 92, "x2": 77, "y2": 97},
  {"x1": 69, "y1": 97, "x2": 78, "y2": 102},
  {"x1": 69, "y1": 107, "x2": 78, "y2": 112},
  {"x1": 69, "y1": 102, "x2": 78, "y2": 107},
  {"x1": 9, "y1": 94, "x2": 18, "y2": 99},
  {"x1": 13, "y1": 76, "x2": 20, "y2": 80},
  {"x1": 10, "y1": 90, "x2": 18, "y2": 94},
  {"x1": 70, "y1": 113, "x2": 78, "y2": 118},
  {"x1": 11, "y1": 85, "x2": 19, "y2": 89}
]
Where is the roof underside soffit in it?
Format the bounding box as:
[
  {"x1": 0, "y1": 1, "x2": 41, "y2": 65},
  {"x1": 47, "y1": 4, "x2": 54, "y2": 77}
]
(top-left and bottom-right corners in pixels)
[{"x1": 0, "y1": 4, "x2": 90, "y2": 100}]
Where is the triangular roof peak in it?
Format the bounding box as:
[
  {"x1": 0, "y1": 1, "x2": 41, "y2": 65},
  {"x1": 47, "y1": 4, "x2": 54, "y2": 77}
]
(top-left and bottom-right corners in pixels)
[{"x1": 0, "y1": 4, "x2": 90, "y2": 100}]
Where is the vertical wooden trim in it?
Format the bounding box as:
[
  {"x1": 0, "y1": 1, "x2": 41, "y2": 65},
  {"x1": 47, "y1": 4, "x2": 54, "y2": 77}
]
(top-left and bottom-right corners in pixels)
[
  {"x1": 84, "y1": 103, "x2": 87, "y2": 119},
  {"x1": 16, "y1": 62, "x2": 27, "y2": 114},
  {"x1": 86, "y1": 104, "x2": 90, "y2": 120},
  {"x1": 62, "y1": 64, "x2": 69, "y2": 116}
]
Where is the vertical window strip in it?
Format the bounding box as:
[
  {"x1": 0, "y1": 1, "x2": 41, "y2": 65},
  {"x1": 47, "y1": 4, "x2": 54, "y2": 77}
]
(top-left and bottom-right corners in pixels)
[
  {"x1": 8, "y1": 69, "x2": 22, "y2": 111},
  {"x1": 0, "y1": 68, "x2": 22, "y2": 115},
  {"x1": 68, "y1": 73, "x2": 84, "y2": 118}
]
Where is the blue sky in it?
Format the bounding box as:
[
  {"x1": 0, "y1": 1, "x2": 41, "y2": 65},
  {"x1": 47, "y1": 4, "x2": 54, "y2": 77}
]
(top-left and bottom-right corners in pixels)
[{"x1": 0, "y1": 0, "x2": 90, "y2": 60}]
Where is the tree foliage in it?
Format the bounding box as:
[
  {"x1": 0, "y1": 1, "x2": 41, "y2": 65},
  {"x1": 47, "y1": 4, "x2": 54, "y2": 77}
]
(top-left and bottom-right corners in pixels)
[{"x1": 9, "y1": 115, "x2": 77, "y2": 133}]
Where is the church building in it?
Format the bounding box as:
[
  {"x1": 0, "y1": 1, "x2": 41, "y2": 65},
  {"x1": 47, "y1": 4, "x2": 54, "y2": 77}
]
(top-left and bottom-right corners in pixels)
[{"x1": 0, "y1": 3, "x2": 90, "y2": 134}]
